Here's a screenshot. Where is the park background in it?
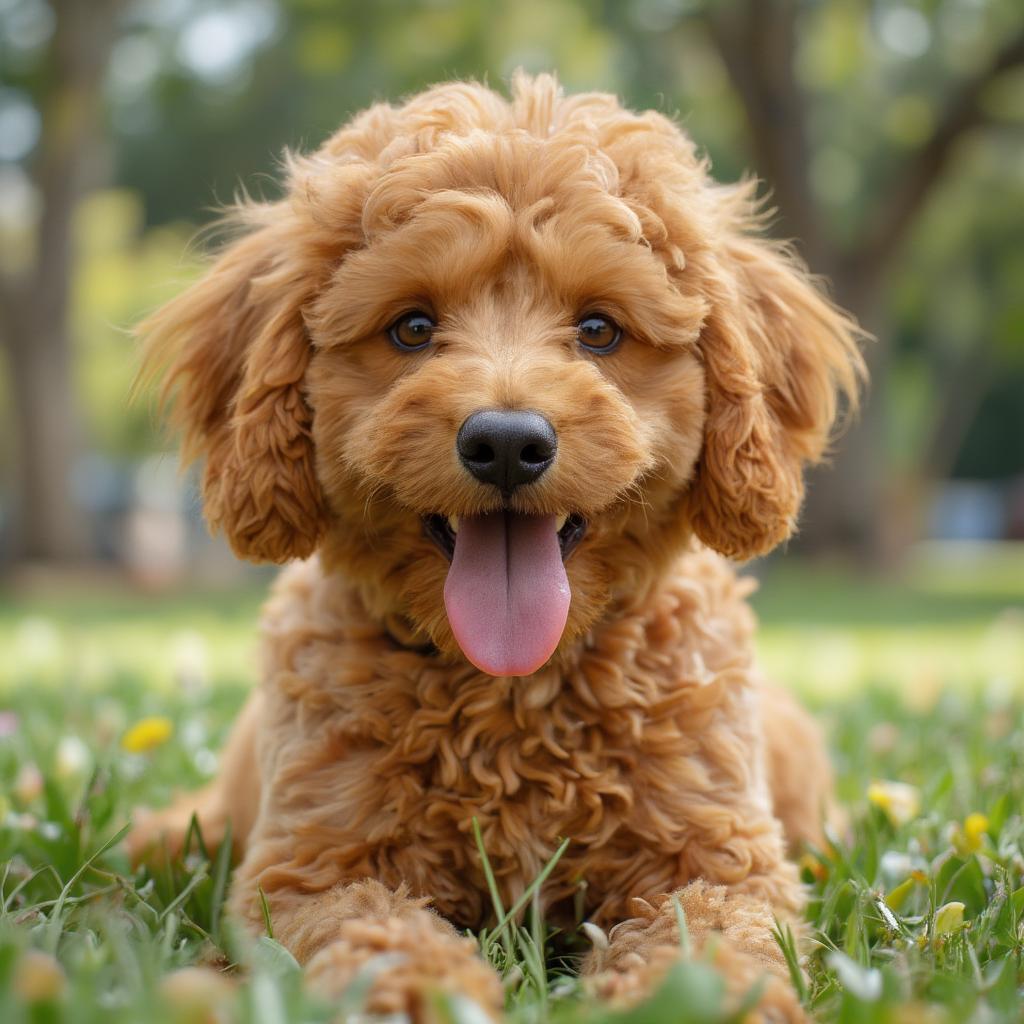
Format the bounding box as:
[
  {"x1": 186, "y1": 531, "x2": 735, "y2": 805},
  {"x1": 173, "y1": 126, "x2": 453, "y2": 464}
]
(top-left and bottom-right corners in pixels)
[
  {"x1": 0, "y1": 2, "x2": 1023, "y2": 1021},
  {"x1": 1, "y1": 0, "x2": 1022, "y2": 696}
]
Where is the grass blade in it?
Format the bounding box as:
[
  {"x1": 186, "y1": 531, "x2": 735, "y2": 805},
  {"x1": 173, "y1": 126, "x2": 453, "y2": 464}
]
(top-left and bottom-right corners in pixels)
[
  {"x1": 44, "y1": 822, "x2": 131, "y2": 953},
  {"x1": 489, "y1": 837, "x2": 570, "y2": 949},
  {"x1": 208, "y1": 819, "x2": 233, "y2": 944}
]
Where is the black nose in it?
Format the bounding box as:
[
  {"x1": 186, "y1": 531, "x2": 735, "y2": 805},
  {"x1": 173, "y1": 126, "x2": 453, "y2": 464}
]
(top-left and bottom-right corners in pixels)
[{"x1": 456, "y1": 409, "x2": 557, "y2": 493}]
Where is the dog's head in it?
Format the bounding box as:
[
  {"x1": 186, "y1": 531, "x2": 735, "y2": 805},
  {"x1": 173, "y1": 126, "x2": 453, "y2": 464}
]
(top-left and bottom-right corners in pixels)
[{"x1": 140, "y1": 74, "x2": 864, "y2": 676}]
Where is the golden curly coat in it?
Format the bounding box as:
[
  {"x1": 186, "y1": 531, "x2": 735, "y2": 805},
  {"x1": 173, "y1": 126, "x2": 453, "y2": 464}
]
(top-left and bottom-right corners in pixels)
[{"x1": 131, "y1": 73, "x2": 865, "y2": 1022}]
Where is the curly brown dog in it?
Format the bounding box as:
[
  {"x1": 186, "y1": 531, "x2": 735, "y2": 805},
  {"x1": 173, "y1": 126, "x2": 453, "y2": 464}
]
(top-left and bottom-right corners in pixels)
[{"x1": 130, "y1": 73, "x2": 864, "y2": 1022}]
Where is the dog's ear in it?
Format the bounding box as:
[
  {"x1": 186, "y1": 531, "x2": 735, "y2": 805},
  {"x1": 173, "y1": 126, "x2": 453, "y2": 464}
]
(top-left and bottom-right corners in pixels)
[
  {"x1": 686, "y1": 204, "x2": 866, "y2": 560},
  {"x1": 137, "y1": 205, "x2": 328, "y2": 563}
]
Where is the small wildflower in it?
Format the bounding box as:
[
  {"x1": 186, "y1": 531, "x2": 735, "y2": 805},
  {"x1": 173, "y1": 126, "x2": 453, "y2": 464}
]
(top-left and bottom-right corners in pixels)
[
  {"x1": 122, "y1": 716, "x2": 173, "y2": 754},
  {"x1": 827, "y1": 950, "x2": 882, "y2": 1002},
  {"x1": 934, "y1": 901, "x2": 966, "y2": 936},
  {"x1": 867, "y1": 780, "x2": 920, "y2": 827},
  {"x1": 37, "y1": 821, "x2": 61, "y2": 841},
  {"x1": 13, "y1": 949, "x2": 67, "y2": 1003},
  {"x1": 964, "y1": 812, "x2": 989, "y2": 848},
  {"x1": 54, "y1": 736, "x2": 91, "y2": 779},
  {"x1": 173, "y1": 631, "x2": 209, "y2": 693},
  {"x1": 13, "y1": 763, "x2": 43, "y2": 803},
  {"x1": 951, "y1": 812, "x2": 990, "y2": 856},
  {"x1": 879, "y1": 850, "x2": 913, "y2": 881},
  {"x1": 193, "y1": 748, "x2": 218, "y2": 776},
  {"x1": 799, "y1": 851, "x2": 828, "y2": 882}
]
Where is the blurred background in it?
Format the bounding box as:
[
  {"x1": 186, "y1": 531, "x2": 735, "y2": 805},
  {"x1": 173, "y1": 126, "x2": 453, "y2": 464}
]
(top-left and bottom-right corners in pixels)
[{"x1": 0, "y1": 0, "x2": 1022, "y2": 698}]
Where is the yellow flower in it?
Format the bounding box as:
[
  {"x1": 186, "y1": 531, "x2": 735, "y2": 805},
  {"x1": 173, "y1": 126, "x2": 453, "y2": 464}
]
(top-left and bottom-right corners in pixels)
[
  {"x1": 798, "y1": 852, "x2": 828, "y2": 882},
  {"x1": 964, "y1": 812, "x2": 989, "y2": 849},
  {"x1": 122, "y1": 716, "x2": 173, "y2": 754},
  {"x1": 934, "y1": 901, "x2": 966, "y2": 936},
  {"x1": 952, "y1": 812, "x2": 990, "y2": 856},
  {"x1": 867, "y1": 780, "x2": 920, "y2": 827}
]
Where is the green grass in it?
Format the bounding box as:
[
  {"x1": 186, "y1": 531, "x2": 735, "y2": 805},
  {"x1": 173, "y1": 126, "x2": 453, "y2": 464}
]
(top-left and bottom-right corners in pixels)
[{"x1": 0, "y1": 550, "x2": 1022, "y2": 1022}]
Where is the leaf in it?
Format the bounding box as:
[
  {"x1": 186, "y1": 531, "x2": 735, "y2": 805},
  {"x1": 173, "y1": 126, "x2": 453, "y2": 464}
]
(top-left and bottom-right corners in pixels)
[
  {"x1": 247, "y1": 971, "x2": 288, "y2": 1024},
  {"x1": 826, "y1": 949, "x2": 882, "y2": 1002},
  {"x1": 251, "y1": 936, "x2": 300, "y2": 978},
  {"x1": 602, "y1": 960, "x2": 727, "y2": 1024},
  {"x1": 934, "y1": 901, "x2": 965, "y2": 936},
  {"x1": 434, "y1": 991, "x2": 495, "y2": 1024}
]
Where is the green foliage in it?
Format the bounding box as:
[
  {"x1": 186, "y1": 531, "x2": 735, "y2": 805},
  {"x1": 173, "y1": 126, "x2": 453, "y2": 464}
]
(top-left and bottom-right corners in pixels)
[
  {"x1": 72, "y1": 191, "x2": 201, "y2": 457},
  {"x1": 3, "y1": 0, "x2": 1022, "y2": 477}
]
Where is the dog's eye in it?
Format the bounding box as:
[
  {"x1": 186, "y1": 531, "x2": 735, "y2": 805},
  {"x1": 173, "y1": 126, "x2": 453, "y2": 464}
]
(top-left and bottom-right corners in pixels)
[
  {"x1": 576, "y1": 314, "x2": 622, "y2": 354},
  {"x1": 389, "y1": 312, "x2": 436, "y2": 351}
]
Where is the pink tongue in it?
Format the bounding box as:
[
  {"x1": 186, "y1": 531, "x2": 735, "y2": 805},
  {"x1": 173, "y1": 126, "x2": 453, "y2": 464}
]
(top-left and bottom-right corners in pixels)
[{"x1": 444, "y1": 512, "x2": 570, "y2": 677}]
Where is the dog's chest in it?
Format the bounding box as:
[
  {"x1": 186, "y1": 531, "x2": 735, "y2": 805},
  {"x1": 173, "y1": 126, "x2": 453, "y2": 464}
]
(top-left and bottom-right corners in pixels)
[
  {"x1": 315, "y1": 652, "x2": 752, "y2": 927},
  {"x1": 271, "y1": 553, "x2": 761, "y2": 925}
]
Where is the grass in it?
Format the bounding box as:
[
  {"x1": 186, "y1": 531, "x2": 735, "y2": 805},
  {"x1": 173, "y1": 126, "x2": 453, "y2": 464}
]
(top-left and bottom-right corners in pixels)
[{"x1": 0, "y1": 548, "x2": 1022, "y2": 1022}]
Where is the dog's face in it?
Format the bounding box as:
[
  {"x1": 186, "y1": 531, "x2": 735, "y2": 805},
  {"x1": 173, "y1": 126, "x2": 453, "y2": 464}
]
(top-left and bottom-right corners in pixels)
[{"x1": 141, "y1": 75, "x2": 863, "y2": 675}]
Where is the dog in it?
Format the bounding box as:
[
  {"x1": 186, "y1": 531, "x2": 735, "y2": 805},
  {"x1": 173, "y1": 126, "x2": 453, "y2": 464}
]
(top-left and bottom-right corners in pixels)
[{"x1": 130, "y1": 73, "x2": 864, "y2": 1022}]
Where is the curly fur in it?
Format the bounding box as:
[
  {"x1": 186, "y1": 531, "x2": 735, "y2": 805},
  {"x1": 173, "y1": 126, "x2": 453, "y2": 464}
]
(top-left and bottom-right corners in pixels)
[{"x1": 131, "y1": 73, "x2": 864, "y2": 1021}]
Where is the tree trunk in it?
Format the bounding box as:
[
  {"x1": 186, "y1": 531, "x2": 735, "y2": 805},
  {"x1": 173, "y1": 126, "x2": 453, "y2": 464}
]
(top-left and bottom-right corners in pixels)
[
  {"x1": 0, "y1": 0, "x2": 123, "y2": 564},
  {"x1": 703, "y1": 3, "x2": 1024, "y2": 563},
  {"x1": 5, "y1": 304, "x2": 89, "y2": 561},
  {"x1": 794, "y1": 271, "x2": 887, "y2": 561}
]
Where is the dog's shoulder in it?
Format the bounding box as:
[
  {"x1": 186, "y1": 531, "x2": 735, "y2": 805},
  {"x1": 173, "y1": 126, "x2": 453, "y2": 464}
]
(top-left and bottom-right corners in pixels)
[{"x1": 657, "y1": 544, "x2": 759, "y2": 648}]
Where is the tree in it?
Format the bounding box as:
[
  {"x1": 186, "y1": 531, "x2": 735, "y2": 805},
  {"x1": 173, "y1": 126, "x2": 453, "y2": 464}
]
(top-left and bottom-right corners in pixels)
[
  {"x1": 698, "y1": 0, "x2": 1024, "y2": 558},
  {"x1": 0, "y1": 0, "x2": 126, "y2": 562}
]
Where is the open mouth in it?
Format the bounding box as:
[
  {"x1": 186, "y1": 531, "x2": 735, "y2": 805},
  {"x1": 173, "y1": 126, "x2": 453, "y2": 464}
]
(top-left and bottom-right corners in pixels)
[
  {"x1": 422, "y1": 511, "x2": 587, "y2": 563},
  {"x1": 421, "y1": 511, "x2": 587, "y2": 678}
]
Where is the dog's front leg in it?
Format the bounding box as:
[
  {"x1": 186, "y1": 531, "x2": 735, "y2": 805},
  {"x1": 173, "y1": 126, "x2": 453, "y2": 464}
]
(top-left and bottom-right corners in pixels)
[
  {"x1": 584, "y1": 869, "x2": 809, "y2": 1023},
  {"x1": 585, "y1": 880, "x2": 807, "y2": 1022},
  {"x1": 233, "y1": 877, "x2": 503, "y2": 1021}
]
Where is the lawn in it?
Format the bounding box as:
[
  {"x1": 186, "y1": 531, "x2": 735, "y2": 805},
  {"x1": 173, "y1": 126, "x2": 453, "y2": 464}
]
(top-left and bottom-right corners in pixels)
[{"x1": 0, "y1": 547, "x2": 1022, "y2": 1022}]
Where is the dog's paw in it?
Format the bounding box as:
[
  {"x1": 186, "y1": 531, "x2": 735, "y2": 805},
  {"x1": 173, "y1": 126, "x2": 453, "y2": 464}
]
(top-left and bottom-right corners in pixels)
[
  {"x1": 583, "y1": 882, "x2": 809, "y2": 1024},
  {"x1": 585, "y1": 939, "x2": 808, "y2": 1024},
  {"x1": 584, "y1": 941, "x2": 678, "y2": 1004},
  {"x1": 305, "y1": 910, "x2": 502, "y2": 1022}
]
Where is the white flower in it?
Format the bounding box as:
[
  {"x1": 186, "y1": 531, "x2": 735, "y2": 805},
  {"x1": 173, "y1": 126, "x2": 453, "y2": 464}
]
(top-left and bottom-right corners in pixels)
[{"x1": 54, "y1": 736, "x2": 91, "y2": 779}]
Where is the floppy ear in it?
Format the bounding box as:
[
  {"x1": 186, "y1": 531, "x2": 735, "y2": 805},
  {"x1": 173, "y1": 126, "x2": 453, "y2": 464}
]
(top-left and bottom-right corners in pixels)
[
  {"x1": 137, "y1": 206, "x2": 328, "y2": 563},
  {"x1": 686, "y1": 212, "x2": 866, "y2": 561}
]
